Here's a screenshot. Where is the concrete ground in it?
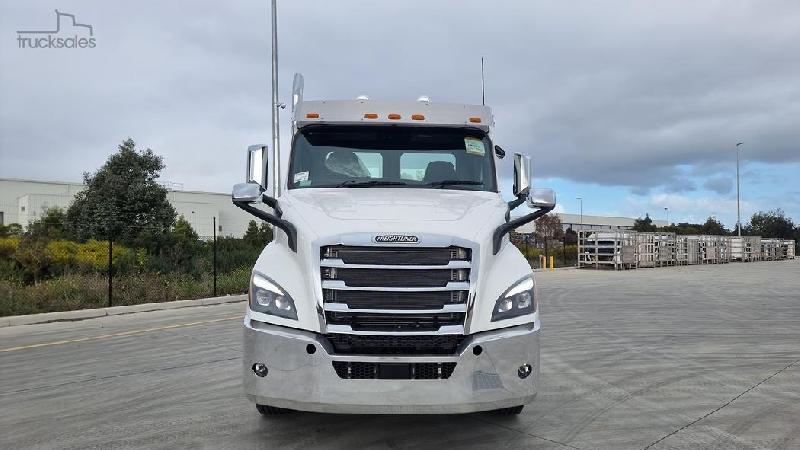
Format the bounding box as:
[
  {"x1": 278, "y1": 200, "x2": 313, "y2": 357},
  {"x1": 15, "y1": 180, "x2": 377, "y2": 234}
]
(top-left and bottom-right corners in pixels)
[{"x1": 1, "y1": 260, "x2": 798, "y2": 450}]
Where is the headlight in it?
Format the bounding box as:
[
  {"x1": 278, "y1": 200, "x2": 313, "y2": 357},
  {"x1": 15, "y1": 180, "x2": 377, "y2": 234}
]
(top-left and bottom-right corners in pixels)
[
  {"x1": 491, "y1": 276, "x2": 535, "y2": 322},
  {"x1": 250, "y1": 273, "x2": 297, "y2": 320}
]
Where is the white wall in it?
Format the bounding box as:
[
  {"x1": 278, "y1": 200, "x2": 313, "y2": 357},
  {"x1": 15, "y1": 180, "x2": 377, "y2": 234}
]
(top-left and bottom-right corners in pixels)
[{"x1": 0, "y1": 178, "x2": 252, "y2": 238}]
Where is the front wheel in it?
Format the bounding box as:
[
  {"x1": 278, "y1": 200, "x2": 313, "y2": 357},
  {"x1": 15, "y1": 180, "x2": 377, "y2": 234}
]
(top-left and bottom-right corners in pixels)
[
  {"x1": 495, "y1": 405, "x2": 524, "y2": 415},
  {"x1": 256, "y1": 404, "x2": 292, "y2": 415}
]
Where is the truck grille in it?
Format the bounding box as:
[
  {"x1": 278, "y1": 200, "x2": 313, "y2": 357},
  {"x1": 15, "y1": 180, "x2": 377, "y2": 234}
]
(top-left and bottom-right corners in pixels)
[
  {"x1": 321, "y1": 243, "x2": 473, "y2": 354},
  {"x1": 324, "y1": 268, "x2": 463, "y2": 288},
  {"x1": 324, "y1": 245, "x2": 469, "y2": 265},
  {"x1": 326, "y1": 334, "x2": 466, "y2": 355},
  {"x1": 332, "y1": 361, "x2": 457, "y2": 380},
  {"x1": 325, "y1": 311, "x2": 465, "y2": 332},
  {"x1": 324, "y1": 290, "x2": 465, "y2": 310}
]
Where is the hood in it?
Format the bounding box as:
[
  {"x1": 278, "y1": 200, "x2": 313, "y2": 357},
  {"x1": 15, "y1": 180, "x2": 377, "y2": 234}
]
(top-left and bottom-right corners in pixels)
[{"x1": 281, "y1": 188, "x2": 507, "y2": 242}]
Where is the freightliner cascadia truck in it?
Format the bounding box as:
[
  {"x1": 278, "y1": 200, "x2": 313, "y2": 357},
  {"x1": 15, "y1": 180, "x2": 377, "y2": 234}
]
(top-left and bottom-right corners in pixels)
[{"x1": 232, "y1": 74, "x2": 555, "y2": 415}]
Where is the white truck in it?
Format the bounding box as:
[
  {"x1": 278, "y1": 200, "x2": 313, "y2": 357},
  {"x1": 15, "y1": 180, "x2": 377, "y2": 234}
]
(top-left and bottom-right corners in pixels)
[{"x1": 232, "y1": 74, "x2": 555, "y2": 415}]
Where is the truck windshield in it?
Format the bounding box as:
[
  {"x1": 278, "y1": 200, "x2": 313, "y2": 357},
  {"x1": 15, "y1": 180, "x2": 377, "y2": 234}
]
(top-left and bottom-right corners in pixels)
[{"x1": 288, "y1": 125, "x2": 497, "y2": 191}]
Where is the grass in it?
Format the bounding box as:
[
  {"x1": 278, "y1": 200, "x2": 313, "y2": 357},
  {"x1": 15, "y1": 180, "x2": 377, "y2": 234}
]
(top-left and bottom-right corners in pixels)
[{"x1": 0, "y1": 267, "x2": 250, "y2": 317}]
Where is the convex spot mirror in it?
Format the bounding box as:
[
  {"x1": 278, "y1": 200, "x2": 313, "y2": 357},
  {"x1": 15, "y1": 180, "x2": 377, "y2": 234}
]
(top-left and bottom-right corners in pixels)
[
  {"x1": 232, "y1": 182, "x2": 263, "y2": 203},
  {"x1": 528, "y1": 188, "x2": 556, "y2": 209},
  {"x1": 512, "y1": 153, "x2": 531, "y2": 197}
]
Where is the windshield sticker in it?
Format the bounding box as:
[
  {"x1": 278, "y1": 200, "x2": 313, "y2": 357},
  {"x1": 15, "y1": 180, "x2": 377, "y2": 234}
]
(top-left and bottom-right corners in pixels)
[
  {"x1": 293, "y1": 171, "x2": 309, "y2": 183},
  {"x1": 464, "y1": 137, "x2": 485, "y2": 156}
]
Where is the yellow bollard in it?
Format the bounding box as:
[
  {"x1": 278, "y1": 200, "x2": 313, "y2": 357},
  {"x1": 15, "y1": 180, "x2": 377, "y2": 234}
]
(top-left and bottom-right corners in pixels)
[
  {"x1": 539, "y1": 255, "x2": 546, "y2": 270},
  {"x1": 549, "y1": 255, "x2": 555, "y2": 271}
]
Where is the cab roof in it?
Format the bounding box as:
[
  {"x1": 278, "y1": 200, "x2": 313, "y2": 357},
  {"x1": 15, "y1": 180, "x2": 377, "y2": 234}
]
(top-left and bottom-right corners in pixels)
[{"x1": 294, "y1": 100, "x2": 493, "y2": 132}]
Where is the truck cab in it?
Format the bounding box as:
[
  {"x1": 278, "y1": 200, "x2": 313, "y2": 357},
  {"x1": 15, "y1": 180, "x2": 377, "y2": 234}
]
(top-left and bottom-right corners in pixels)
[{"x1": 233, "y1": 75, "x2": 555, "y2": 415}]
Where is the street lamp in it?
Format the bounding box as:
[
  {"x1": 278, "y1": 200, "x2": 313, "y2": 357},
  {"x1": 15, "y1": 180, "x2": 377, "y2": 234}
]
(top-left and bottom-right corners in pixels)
[
  {"x1": 576, "y1": 197, "x2": 583, "y2": 231},
  {"x1": 664, "y1": 207, "x2": 669, "y2": 225},
  {"x1": 736, "y1": 142, "x2": 743, "y2": 237}
]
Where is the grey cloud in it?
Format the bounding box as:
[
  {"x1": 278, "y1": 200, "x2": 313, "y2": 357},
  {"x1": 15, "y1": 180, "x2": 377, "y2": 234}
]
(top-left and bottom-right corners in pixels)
[
  {"x1": 703, "y1": 176, "x2": 734, "y2": 195},
  {"x1": 1, "y1": 0, "x2": 799, "y2": 194}
]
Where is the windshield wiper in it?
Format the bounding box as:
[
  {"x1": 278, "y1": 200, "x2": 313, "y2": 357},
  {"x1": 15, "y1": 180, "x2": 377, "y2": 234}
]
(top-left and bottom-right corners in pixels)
[
  {"x1": 426, "y1": 180, "x2": 483, "y2": 189},
  {"x1": 335, "y1": 180, "x2": 408, "y2": 188}
]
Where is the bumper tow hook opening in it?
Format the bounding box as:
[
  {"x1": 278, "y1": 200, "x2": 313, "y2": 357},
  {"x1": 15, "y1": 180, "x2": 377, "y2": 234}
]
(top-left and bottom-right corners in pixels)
[
  {"x1": 306, "y1": 344, "x2": 317, "y2": 355},
  {"x1": 473, "y1": 345, "x2": 483, "y2": 356},
  {"x1": 252, "y1": 363, "x2": 268, "y2": 377},
  {"x1": 518, "y1": 364, "x2": 532, "y2": 379}
]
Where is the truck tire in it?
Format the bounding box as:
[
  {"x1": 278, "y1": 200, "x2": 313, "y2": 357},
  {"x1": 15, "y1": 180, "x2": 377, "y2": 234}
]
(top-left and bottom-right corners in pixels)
[
  {"x1": 495, "y1": 405, "x2": 524, "y2": 415},
  {"x1": 256, "y1": 404, "x2": 292, "y2": 415}
]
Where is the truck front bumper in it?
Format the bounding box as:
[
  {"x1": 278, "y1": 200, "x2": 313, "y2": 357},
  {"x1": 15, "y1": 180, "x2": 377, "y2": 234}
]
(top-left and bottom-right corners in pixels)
[{"x1": 243, "y1": 319, "x2": 540, "y2": 414}]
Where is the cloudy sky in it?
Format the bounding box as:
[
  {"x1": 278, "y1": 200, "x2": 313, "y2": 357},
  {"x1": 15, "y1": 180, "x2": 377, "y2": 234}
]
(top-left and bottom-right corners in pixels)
[{"x1": 1, "y1": 0, "x2": 798, "y2": 228}]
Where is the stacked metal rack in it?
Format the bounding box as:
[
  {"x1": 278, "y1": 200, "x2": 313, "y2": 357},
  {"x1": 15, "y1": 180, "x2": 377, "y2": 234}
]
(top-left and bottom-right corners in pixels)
[
  {"x1": 761, "y1": 239, "x2": 782, "y2": 261},
  {"x1": 696, "y1": 235, "x2": 734, "y2": 264},
  {"x1": 782, "y1": 240, "x2": 796, "y2": 259},
  {"x1": 676, "y1": 235, "x2": 700, "y2": 265},
  {"x1": 578, "y1": 232, "x2": 794, "y2": 270},
  {"x1": 578, "y1": 230, "x2": 637, "y2": 270},
  {"x1": 635, "y1": 232, "x2": 657, "y2": 268},
  {"x1": 718, "y1": 236, "x2": 732, "y2": 263},
  {"x1": 731, "y1": 236, "x2": 761, "y2": 262}
]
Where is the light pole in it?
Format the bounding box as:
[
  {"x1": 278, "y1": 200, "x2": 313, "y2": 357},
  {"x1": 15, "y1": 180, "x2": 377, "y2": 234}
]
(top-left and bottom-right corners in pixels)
[
  {"x1": 736, "y1": 142, "x2": 743, "y2": 237},
  {"x1": 271, "y1": 0, "x2": 282, "y2": 197},
  {"x1": 664, "y1": 207, "x2": 669, "y2": 225},
  {"x1": 576, "y1": 197, "x2": 583, "y2": 231}
]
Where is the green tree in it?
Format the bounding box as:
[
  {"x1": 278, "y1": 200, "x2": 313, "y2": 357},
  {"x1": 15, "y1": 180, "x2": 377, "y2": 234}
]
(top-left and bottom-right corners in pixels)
[
  {"x1": 0, "y1": 223, "x2": 23, "y2": 237},
  {"x1": 158, "y1": 216, "x2": 202, "y2": 274},
  {"x1": 633, "y1": 214, "x2": 657, "y2": 232},
  {"x1": 13, "y1": 234, "x2": 50, "y2": 284},
  {"x1": 564, "y1": 227, "x2": 578, "y2": 245},
  {"x1": 660, "y1": 223, "x2": 701, "y2": 235},
  {"x1": 743, "y1": 209, "x2": 795, "y2": 238},
  {"x1": 243, "y1": 220, "x2": 273, "y2": 249},
  {"x1": 66, "y1": 138, "x2": 176, "y2": 248},
  {"x1": 243, "y1": 220, "x2": 261, "y2": 246},
  {"x1": 700, "y1": 216, "x2": 728, "y2": 235},
  {"x1": 27, "y1": 207, "x2": 69, "y2": 240}
]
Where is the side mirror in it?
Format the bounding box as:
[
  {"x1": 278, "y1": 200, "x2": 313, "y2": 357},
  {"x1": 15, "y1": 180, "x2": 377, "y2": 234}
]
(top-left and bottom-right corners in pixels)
[
  {"x1": 247, "y1": 144, "x2": 268, "y2": 188},
  {"x1": 528, "y1": 188, "x2": 556, "y2": 209},
  {"x1": 512, "y1": 153, "x2": 531, "y2": 197},
  {"x1": 232, "y1": 182, "x2": 263, "y2": 203}
]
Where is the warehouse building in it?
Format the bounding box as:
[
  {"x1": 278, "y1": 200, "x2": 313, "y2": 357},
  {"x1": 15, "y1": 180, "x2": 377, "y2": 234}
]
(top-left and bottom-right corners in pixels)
[
  {"x1": 2, "y1": 178, "x2": 667, "y2": 238},
  {"x1": 0, "y1": 178, "x2": 252, "y2": 238},
  {"x1": 516, "y1": 213, "x2": 669, "y2": 234}
]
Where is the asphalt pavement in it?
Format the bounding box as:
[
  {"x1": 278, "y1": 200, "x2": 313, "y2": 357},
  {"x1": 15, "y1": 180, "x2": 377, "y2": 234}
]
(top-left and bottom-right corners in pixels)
[{"x1": 1, "y1": 260, "x2": 798, "y2": 449}]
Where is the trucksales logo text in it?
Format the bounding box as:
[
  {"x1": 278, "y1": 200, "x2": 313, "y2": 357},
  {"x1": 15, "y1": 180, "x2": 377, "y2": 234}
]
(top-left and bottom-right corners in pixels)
[
  {"x1": 373, "y1": 235, "x2": 420, "y2": 244},
  {"x1": 17, "y1": 10, "x2": 96, "y2": 49}
]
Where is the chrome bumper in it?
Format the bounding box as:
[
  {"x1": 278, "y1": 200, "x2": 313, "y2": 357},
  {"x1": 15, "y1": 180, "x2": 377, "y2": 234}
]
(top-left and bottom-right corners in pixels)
[{"x1": 242, "y1": 320, "x2": 540, "y2": 414}]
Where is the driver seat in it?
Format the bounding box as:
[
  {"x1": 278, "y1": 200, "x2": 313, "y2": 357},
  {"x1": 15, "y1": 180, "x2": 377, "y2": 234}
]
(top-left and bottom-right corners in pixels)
[{"x1": 423, "y1": 161, "x2": 456, "y2": 183}]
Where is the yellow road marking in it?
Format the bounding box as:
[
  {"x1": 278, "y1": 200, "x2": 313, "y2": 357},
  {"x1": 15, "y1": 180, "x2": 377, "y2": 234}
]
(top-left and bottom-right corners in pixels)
[{"x1": 0, "y1": 316, "x2": 240, "y2": 353}]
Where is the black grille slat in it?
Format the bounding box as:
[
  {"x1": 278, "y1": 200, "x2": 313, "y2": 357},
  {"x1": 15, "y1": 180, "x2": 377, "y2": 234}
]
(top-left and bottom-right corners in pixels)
[
  {"x1": 332, "y1": 361, "x2": 457, "y2": 380},
  {"x1": 326, "y1": 334, "x2": 466, "y2": 355},
  {"x1": 326, "y1": 312, "x2": 464, "y2": 332},
  {"x1": 324, "y1": 290, "x2": 466, "y2": 310},
  {"x1": 333, "y1": 268, "x2": 457, "y2": 288},
  {"x1": 324, "y1": 246, "x2": 469, "y2": 265}
]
